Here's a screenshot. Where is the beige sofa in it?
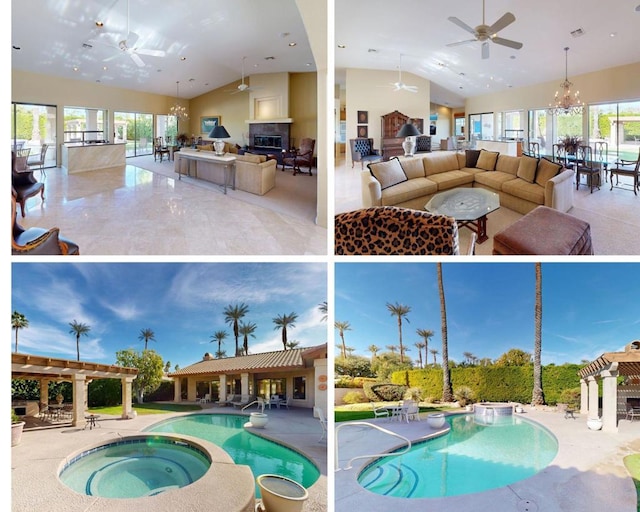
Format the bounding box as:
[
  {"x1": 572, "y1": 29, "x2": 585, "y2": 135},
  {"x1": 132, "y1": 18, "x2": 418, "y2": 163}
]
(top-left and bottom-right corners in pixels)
[
  {"x1": 361, "y1": 150, "x2": 574, "y2": 215},
  {"x1": 234, "y1": 153, "x2": 277, "y2": 196}
]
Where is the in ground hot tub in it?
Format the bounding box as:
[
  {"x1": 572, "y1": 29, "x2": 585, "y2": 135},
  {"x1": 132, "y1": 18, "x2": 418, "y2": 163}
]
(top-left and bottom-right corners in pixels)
[{"x1": 474, "y1": 402, "x2": 514, "y2": 425}]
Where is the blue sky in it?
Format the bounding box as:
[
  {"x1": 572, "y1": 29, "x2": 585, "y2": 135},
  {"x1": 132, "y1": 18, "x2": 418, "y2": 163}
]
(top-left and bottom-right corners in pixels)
[
  {"x1": 11, "y1": 263, "x2": 327, "y2": 370},
  {"x1": 335, "y1": 262, "x2": 640, "y2": 366}
]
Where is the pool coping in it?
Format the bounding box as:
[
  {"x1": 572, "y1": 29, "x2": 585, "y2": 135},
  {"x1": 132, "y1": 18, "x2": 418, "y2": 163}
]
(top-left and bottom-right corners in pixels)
[{"x1": 335, "y1": 407, "x2": 640, "y2": 512}]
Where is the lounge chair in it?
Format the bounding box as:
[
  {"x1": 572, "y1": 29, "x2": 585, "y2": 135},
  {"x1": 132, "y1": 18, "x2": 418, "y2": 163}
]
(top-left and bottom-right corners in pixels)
[
  {"x1": 372, "y1": 403, "x2": 390, "y2": 420},
  {"x1": 626, "y1": 407, "x2": 640, "y2": 421},
  {"x1": 313, "y1": 406, "x2": 327, "y2": 442},
  {"x1": 232, "y1": 395, "x2": 254, "y2": 409}
]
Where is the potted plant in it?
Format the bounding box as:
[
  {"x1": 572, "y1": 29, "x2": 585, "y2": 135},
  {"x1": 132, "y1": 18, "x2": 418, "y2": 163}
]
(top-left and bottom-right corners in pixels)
[
  {"x1": 561, "y1": 135, "x2": 582, "y2": 155},
  {"x1": 11, "y1": 410, "x2": 25, "y2": 446},
  {"x1": 56, "y1": 393, "x2": 64, "y2": 405},
  {"x1": 453, "y1": 386, "x2": 475, "y2": 410}
]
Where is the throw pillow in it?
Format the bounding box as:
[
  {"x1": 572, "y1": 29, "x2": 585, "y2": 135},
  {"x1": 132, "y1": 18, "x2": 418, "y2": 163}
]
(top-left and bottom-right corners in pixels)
[
  {"x1": 368, "y1": 157, "x2": 408, "y2": 190},
  {"x1": 535, "y1": 157, "x2": 563, "y2": 187},
  {"x1": 465, "y1": 149, "x2": 481, "y2": 168},
  {"x1": 516, "y1": 155, "x2": 538, "y2": 183},
  {"x1": 476, "y1": 149, "x2": 499, "y2": 171}
]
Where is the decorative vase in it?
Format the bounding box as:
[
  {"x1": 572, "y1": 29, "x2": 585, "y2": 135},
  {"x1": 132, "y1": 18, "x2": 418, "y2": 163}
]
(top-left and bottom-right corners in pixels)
[
  {"x1": 250, "y1": 412, "x2": 269, "y2": 429},
  {"x1": 213, "y1": 140, "x2": 226, "y2": 156},
  {"x1": 427, "y1": 413, "x2": 446, "y2": 429},
  {"x1": 402, "y1": 137, "x2": 415, "y2": 157},
  {"x1": 11, "y1": 421, "x2": 25, "y2": 446},
  {"x1": 587, "y1": 417, "x2": 603, "y2": 431},
  {"x1": 256, "y1": 474, "x2": 308, "y2": 512}
]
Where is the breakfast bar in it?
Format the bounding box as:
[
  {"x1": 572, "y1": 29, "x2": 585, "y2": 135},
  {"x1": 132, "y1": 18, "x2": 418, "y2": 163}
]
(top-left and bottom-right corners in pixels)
[{"x1": 61, "y1": 142, "x2": 126, "y2": 173}]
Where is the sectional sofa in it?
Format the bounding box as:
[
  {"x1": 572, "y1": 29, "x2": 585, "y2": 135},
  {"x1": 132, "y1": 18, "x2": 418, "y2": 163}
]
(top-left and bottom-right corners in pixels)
[{"x1": 361, "y1": 149, "x2": 574, "y2": 215}]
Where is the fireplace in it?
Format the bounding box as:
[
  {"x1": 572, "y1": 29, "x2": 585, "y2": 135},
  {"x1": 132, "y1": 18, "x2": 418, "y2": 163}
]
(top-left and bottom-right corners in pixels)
[
  {"x1": 249, "y1": 123, "x2": 291, "y2": 152},
  {"x1": 254, "y1": 135, "x2": 283, "y2": 150}
]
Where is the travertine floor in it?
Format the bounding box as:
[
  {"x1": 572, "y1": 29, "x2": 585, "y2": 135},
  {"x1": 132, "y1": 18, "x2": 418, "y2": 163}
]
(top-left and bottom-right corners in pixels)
[{"x1": 18, "y1": 163, "x2": 327, "y2": 256}]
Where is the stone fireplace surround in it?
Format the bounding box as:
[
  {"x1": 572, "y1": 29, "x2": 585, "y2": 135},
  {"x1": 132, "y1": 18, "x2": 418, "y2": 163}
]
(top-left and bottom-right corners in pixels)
[{"x1": 249, "y1": 123, "x2": 291, "y2": 152}]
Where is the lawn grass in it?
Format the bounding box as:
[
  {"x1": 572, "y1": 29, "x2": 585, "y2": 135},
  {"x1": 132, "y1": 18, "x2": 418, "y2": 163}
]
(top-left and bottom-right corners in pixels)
[
  {"x1": 623, "y1": 454, "x2": 640, "y2": 511},
  {"x1": 335, "y1": 402, "x2": 454, "y2": 422},
  {"x1": 88, "y1": 402, "x2": 202, "y2": 416}
]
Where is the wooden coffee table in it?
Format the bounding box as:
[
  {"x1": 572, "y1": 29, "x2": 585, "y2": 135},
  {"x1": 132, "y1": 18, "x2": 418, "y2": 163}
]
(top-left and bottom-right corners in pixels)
[{"x1": 425, "y1": 187, "x2": 500, "y2": 243}]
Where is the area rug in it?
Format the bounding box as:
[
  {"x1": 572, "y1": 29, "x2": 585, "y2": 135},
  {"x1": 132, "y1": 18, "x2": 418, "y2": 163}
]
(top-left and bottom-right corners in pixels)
[{"x1": 129, "y1": 155, "x2": 318, "y2": 223}]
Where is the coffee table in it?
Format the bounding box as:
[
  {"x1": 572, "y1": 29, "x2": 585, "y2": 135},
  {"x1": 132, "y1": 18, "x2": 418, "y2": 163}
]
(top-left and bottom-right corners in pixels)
[{"x1": 425, "y1": 187, "x2": 500, "y2": 243}]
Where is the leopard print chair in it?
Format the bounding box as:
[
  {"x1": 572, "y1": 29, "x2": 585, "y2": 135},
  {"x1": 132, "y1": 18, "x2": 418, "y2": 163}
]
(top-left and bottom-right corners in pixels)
[{"x1": 335, "y1": 206, "x2": 474, "y2": 255}]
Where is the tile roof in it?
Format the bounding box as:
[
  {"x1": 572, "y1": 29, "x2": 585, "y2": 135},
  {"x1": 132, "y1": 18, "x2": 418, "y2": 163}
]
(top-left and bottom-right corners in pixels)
[{"x1": 169, "y1": 344, "x2": 326, "y2": 377}]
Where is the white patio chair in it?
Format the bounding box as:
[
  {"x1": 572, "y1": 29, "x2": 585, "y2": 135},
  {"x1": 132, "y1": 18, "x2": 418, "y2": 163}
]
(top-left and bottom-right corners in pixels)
[
  {"x1": 313, "y1": 406, "x2": 327, "y2": 442},
  {"x1": 372, "y1": 403, "x2": 390, "y2": 420}
]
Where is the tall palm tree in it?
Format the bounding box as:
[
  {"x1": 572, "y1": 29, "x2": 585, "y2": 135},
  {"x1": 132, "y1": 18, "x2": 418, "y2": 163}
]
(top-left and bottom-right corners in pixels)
[
  {"x1": 386, "y1": 302, "x2": 411, "y2": 363},
  {"x1": 224, "y1": 303, "x2": 249, "y2": 356},
  {"x1": 416, "y1": 328, "x2": 434, "y2": 369},
  {"x1": 368, "y1": 344, "x2": 380, "y2": 360},
  {"x1": 69, "y1": 320, "x2": 91, "y2": 361},
  {"x1": 138, "y1": 328, "x2": 155, "y2": 350},
  {"x1": 238, "y1": 321, "x2": 257, "y2": 356},
  {"x1": 272, "y1": 312, "x2": 298, "y2": 351},
  {"x1": 437, "y1": 263, "x2": 453, "y2": 402},
  {"x1": 11, "y1": 310, "x2": 29, "y2": 353},
  {"x1": 334, "y1": 320, "x2": 352, "y2": 358},
  {"x1": 430, "y1": 348, "x2": 439, "y2": 366},
  {"x1": 414, "y1": 342, "x2": 426, "y2": 368},
  {"x1": 286, "y1": 340, "x2": 301, "y2": 349},
  {"x1": 386, "y1": 344, "x2": 398, "y2": 354},
  {"x1": 463, "y1": 351, "x2": 476, "y2": 365},
  {"x1": 318, "y1": 301, "x2": 328, "y2": 322},
  {"x1": 532, "y1": 262, "x2": 545, "y2": 405},
  {"x1": 210, "y1": 330, "x2": 228, "y2": 358}
]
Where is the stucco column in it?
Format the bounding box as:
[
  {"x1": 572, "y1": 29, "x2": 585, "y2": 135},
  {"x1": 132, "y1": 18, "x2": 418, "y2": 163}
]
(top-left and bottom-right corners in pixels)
[
  {"x1": 71, "y1": 373, "x2": 87, "y2": 428},
  {"x1": 40, "y1": 378, "x2": 51, "y2": 405},
  {"x1": 587, "y1": 376, "x2": 599, "y2": 419},
  {"x1": 241, "y1": 373, "x2": 249, "y2": 396},
  {"x1": 580, "y1": 378, "x2": 589, "y2": 415},
  {"x1": 601, "y1": 366, "x2": 619, "y2": 433},
  {"x1": 121, "y1": 376, "x2": 136, "y2": 419},
  {"x1": 173, "y1": 376, "x2": 182, "y2": 402},
  {"x1": 219, "y1": 375, "x2": 227, "y2": 402},
  {"x1": 314, "y1": 358, "x2": 328, "y2": 412}
]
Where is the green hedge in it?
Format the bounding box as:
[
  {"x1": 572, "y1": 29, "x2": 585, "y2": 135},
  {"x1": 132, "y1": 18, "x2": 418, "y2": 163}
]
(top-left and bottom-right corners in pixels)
[{"x1": 393, "y1": 364, "x2": 581, "y2": 405}]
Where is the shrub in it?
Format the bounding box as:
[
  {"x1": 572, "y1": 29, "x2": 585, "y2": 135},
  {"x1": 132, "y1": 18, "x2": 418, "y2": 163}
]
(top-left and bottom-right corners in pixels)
[
  {"x1": 558, "y1": 387, "x2": 581, "y2": 409},
  {"x1": 454, "y1": 386, "x2": 475, "y2": 406},
  {"x1": 404, "y1": 387, "x2": 423, "y2": 401},
  {"x1": 363, "y1": 382, "x2": 407, "y2": 402},
  {"x1": 342, "y1": 391, "x2": 366, "y2": 405}
]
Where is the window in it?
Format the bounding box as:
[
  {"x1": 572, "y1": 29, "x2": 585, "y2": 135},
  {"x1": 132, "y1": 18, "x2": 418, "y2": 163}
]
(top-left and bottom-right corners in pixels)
[
  {"x1": 256, "y1": 378, "x2": 286, "y2": 399},
  {"x1": 11, "y1": 102, "x2": 57, "y2": 168},
  {"x1": 293, "y1": 376, "x2": 306, "y2": 400},
  {"x1": 63, "y1": 107, "x2": 107, "y2": 143},
  {"x1": 156, "y1": 115, "x2": 178, "y2": 144},
  {"x1": 588, "y1": 101, "x2": 640, "y2": 161},
  {"x1": 469, "y1": 113, "x2": 494, "y2": 141},
  {"x1": 503, "y1": 111, "x2": 524, "y2": 140},
  {"x1": 454, "y1": 115, "x2": 465, "y2": 137},
  {"x1": 114, "y1": 111, "x2": 153, "y2": 157}
]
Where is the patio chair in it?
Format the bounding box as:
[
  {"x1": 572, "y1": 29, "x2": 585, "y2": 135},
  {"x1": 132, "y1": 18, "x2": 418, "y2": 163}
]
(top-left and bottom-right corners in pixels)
[
  {"x1": 313, "y1": 406, "x2": 327, "y2": 442},
  {"x1": 281, "y1": 397, "x2": 291, "y2": 409},
  {"x1": 626, "y1": 407, "x2": 640, "y2": 421},
  {"x1": 405, "y1": 400, "x2": 421, "y2": 421},
  {"x1": 372, "y1": 403, "x2": 390, "y2": 420},
  {"x1": 198, "y1": 393, "x2": 211, "y2": 403},
  {"x1": 269, "y1": 395, "x2": 282, "y2": 409}
]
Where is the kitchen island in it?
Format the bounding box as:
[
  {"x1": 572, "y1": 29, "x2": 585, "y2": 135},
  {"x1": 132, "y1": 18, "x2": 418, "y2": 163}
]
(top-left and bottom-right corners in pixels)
[
  {"x1": 61, "y1": 142, "x2": 126, "y2": 173},
  {"x1": 475, "y1": 140, "x2": 523, "y2": 156}
]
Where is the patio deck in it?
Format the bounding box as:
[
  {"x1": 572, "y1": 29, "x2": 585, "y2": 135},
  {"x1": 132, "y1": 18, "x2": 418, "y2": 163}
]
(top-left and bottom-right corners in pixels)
[
  {"x1": 335, "y1": 406, "x2": 640, "y2": 512},
  {"x1": 11, "y1": 405, "x2": 327, "y2": 512}
]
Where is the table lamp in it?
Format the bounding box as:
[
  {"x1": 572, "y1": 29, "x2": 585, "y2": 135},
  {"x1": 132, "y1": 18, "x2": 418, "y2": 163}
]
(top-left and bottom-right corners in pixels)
[
  {"x1": 209, "y1": 125, "x2": 231, "y2": 156},
  {"x1": 396, "y1": 123, "x2": 421, "y2": 156}
]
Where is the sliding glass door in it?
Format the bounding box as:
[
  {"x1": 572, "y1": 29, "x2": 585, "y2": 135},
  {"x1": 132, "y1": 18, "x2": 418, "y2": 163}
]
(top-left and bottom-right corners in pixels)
[
  {"x1": 11, "y1": 102, "x2": 57, "y2": 168},
  {"x1": 114, "y1": 111, "x2": 153, "y2": 157},
  {"x1": 588, "y1": 101, "x2": 640, "y2": 161}
]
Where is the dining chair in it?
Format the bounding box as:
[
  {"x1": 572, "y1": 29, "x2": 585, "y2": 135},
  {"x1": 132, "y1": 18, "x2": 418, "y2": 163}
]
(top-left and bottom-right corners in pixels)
[
  {"x1": 12, "y1": 149, "x2": 45, "y2": 217},
  {"x1": 609, "y1": 150, "x2": 640, "y2": 195},
  {"x1": 575, "y1": 145, "x2": 601, "y2": 193},
  {"x1": 153, "y1": 137, "x2": 170, "y2": 161},
  {"x1": 528, "y1": 141, "x2": 540, "y2": 158},
  {"x1": 593, "y1": 141, "x2": 609, "y2": 182},
  {"x1": 28, "y1": 143, "x2": 49, "y2": 178},
  {"x1": 552, "y1": 143, "x2": 568, "y2": 168}
]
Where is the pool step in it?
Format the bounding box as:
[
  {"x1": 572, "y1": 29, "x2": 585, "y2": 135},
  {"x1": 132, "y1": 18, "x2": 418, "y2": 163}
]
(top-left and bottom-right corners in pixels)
[{"x1": 360, "y1": 462, "x2": 419, "y2": 498}]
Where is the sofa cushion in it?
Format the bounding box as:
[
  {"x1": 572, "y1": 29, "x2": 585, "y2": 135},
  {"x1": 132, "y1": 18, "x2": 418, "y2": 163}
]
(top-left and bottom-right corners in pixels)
[
  {"x1": 502, "y1": 178, "x2": 545, "y2": 204},
  {"x1": 428, "y1": 170, "x2": 475, "y2": 191},
  {"x1": 495, "y1": 154, "x2": 520, "y2": 175},
  {"x1": 368, "y1": 157, "x2": 408, "y2": 190},
  {"x1": 423, "y1": 152, "x2": 461, "y2": 175},
  {"x1": 535, "y1": 157, "x2": 563, "y2": 187},
  {"x1": 465, "y1": 149, "x2": 481, "y2": 168},
  {"x1": 474, "y1": 170, "x2": 518, "y2": 191},
  {"x1": 399, "y1": 157, "x2": 426, "y2": 179},
  {"x1": 381, "y1": 177, "x2": 438, "y2": 206},
  {"x1": 517, "y1": 155, "x2": 539, "y2": 183},
  {"x1": 196, "y1": 144, "x2": 213, "y2": 151},
  {"x1": 476, "y1": 150, "x2": 499, "y2": 171}
]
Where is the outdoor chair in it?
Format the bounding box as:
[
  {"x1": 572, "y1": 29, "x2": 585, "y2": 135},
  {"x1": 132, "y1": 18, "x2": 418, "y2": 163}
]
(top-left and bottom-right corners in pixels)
[
  {"x1": 313, "y1": 406, "x2": 327, "y2": 442},
  {"x1": 609, "y1": 150, "x2": 640, "y2": 195},
  {"x1": 372, "y1": 403, "x2": 390, "y2": 420},
  {"x1": 626, "y1": 407, "x2": 640, "y2": 421},
  {"x1": 405, "y1": 400, "x2": 421, "y2": 421}
]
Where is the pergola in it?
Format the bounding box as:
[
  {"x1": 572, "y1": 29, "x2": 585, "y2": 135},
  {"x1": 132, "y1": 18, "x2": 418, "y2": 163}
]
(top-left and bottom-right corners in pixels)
[
  {"x1": 578, "y1": 340, "x2": 640, "y2": 432},
  {"x1": 11, "y1": 352, "x2": 138, "y2": 429}
]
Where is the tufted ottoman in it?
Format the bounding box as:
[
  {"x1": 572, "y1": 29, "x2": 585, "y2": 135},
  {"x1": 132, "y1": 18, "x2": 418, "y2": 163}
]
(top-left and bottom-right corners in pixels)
[{"x1": 493, "y1": 206, "x2": 593, "y2": 255}]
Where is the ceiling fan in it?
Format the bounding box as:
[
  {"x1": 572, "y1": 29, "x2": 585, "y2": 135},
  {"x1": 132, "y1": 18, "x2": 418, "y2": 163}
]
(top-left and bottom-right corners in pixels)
[
  {"x1": 446, "y1": 0, "x2": 523, "y2": 59},
  {"x1": 389, "y1": 54, "x2": 418, "y2": 93},
  {"x1": 100, "y1": 0, "x2": 165, "y2": 67},
  {"x1": 226, "y1": 57, "x2": 261, "y2": 94}
]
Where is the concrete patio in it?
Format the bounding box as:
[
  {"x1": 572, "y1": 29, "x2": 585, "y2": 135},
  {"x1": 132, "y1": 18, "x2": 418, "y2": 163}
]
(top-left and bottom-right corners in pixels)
[
  {"x1": 11, "y1": 405, "x2": 327, "y2": 512},
  {"x1": 335, "y1": 406, "x2": 640, "y2": 512}
]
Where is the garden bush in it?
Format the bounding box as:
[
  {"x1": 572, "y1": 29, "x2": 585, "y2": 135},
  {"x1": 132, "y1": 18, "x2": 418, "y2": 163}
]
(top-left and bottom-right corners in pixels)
[
  {"x1": 342, "y1": 391, "x2": 366, "y2": 404},
  {"x1": 363, "y1": 382, "x2": 407, "y2": 402}
]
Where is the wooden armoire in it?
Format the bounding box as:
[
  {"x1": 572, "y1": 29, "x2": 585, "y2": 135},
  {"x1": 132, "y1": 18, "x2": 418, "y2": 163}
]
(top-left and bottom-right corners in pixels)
[{"x1": 380, "y1": 110, "x2": 425, "y2": 160}]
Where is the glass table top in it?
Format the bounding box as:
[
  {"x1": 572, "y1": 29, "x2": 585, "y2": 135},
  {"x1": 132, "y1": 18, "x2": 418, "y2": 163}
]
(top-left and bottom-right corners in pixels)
[{"x1": 425, "y1": 187, "x2": 500, "y2": 221}]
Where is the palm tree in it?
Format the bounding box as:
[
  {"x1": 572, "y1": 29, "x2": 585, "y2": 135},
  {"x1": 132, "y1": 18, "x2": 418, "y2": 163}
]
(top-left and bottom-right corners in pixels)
[
  {"x1": 430, "y1": 348, "x2": 439, "y2": 366},
  {"x1": 210, "y1": 330, "x2": 228, "y2": 358},
  {"x1": 138, "y1": 328, "x2": 155, "y2": 350},
  {"x1": 414, "y1": 342, "x2": 426, "y2": 368},
  {"x1": 386, "y1": 302, "x2": 411, "y2": 363},
  {"x1": 386, "y1": 344, "x2": 398, "y2": 354},
  {"x1": 368, "y1": 344, "x2": 380, "y2": 360},
  {"x1": 416, "y1": 328, "x2": 434, "y2": 369},
  {"x1": 238, "y1": 321, "x2": 257, "y2": 356},
  {"x1": 334, "y1": 320, "x2": 352, "y2": 358},
  {"x1": 532, "y1": 262, "x2": 545, "y2": 405},
  {"x1": 11, "y1": 310, "x2": 29, "y2": 353},
  {"x1": 273, "y1": 312, "x2": 298, "y2": 351},
  {"x1": 463, "y1": 351, "x2": 476, "y2": 365},
  {"x1": 286, "y1": 340, "x2": 301, "y2": 349},
  {"x1": 318, "y1": 301, "x2": 328, "y2": 322},
  {"x1": 437, "y1": 263, "x2": 453, "y2": 402},
  {"x1": 69, "y1": 320, "x2": 91, "y2": 361},
  {"x1": 224, "y1": 303, "x2": 249, "y2": 356}
]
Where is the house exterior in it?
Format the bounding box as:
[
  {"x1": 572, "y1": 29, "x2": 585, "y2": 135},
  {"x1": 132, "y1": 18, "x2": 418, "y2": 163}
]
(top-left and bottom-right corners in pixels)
[{"x1": 168, "y1": 344, "x2": 328, "y2": 410}]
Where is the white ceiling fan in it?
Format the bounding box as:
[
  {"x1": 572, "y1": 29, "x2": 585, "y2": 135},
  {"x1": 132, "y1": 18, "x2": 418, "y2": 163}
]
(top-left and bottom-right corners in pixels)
[
  {"x1": 100, "y1": 0, "x2": 165, "y2": 67},
  {"x1": 226, "y1": 57, "x2": 261, "y2": 94},
  {"x1": 446, "y1": 0, "x2": 523, "y2": 59},
  {"x1": 389, "y1": 54, "x2": 418, "y2": 93}
]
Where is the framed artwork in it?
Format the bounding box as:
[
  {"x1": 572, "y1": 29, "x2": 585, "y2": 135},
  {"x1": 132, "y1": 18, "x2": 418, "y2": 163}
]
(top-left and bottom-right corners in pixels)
[
  {"x1": 200, "y1": 116, "x2": 221, "y2": 135},
  {"x1": 357, "y1": 125, "x2": 368, "y2": 138},
  {"x1": 357, "y1": 110, "x2": 368, "y2": 124}
]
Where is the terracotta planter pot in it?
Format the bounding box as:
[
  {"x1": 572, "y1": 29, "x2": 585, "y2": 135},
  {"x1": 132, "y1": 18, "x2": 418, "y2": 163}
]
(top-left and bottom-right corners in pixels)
[{"x1": 11, "y1": 421, "x2": 25, "y2": 446}]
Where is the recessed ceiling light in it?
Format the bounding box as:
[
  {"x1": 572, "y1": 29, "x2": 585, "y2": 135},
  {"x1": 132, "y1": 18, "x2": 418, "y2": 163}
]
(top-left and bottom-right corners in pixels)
[
  {"x1": 337, "y1": 44, "x2": 346, "y2": 49},
  {"x1": 305, "y1": 62, "x2": 311, "y2": 66},
  {"x1": 95, "y1": 21, "x2": 104, "y2": 27},
  {"x1": 102, "y1": 66, "x2": 107, "y2": 71},
  {"x1": 73, "y1": 66, "x2": 79, "y2": 71},
  {"x1": 180, "y1": 56, "x2": 186, "y2": 61},
  {"x1": 288, "y1": 42, "x2": 297, "y2": 47},
  {"x1": 610, "y1": 32, "x2": 617, "y2": 37}
]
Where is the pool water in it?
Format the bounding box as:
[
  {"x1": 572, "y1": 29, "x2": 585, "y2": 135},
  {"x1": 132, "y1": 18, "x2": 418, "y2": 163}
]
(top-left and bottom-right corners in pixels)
[
  {"x1": 59, "y1": 437, "x2": 210, "y2": 498},
  {"x1": 359, "y1": 414, "x2": 558, "y2": 498},
  {"x1": 146, "y1": 414, "x2": 320, "y2": 496}
]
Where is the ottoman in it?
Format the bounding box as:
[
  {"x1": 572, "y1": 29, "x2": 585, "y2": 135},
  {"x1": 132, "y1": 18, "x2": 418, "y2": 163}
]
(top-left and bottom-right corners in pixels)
[{"x1": 493, "y1": 206, "x2": 593, "y2": 255}]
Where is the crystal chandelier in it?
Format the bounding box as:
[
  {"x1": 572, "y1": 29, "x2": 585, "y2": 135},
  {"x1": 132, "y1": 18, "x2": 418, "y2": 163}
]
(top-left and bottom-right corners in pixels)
[
  {"x1": 169, "y1": 81, "x2": 189, "y2": 120},
  {"x1": 547, "y1": 47, "x2": 583, "y2": 116}
]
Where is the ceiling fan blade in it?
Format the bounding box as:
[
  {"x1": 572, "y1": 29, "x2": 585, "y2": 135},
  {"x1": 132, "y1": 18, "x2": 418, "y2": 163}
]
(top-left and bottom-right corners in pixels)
[
  {"x1": 126, "y1": 30, "x2": 140, "y2": 47},
  {"x1": 446, "y1": 39, "x2": 477, "y2": 47},
  {"x1": 492, "y1": 36, "x2": 523, "y2": 50},
  {"x1": 403, "y1": 86, "x2": 418, "y2": 93},
  {"x1": 129, "y1": 52, "x2": 145, "y2": 67},
  {"x1": 135, "y1": 48, "x2": 165, "y2": 57},
  {"x1": 448, "y1": 16, "x2": 476, "y2": 35},
  {"x1": 482, "y1": 41, "x2": 490, "y2": 59},
  {"x1": 488, "y1": 12, "x2": 516, "y2": 34}
]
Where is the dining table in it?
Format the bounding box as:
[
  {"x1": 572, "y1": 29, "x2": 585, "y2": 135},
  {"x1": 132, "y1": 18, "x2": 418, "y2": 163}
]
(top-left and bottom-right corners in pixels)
[{"x1": 383, "y1": 404, "x2": 409, "y2": 423}]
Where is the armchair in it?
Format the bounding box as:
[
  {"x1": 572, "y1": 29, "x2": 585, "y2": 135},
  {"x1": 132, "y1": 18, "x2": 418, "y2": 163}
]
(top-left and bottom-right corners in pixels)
[
  {"x1": 609, "y1": 150, "x2": 640, "y2": 195},
  {"x1": 349, "y1": 138, "x2": 382, "y2": 169},
  {"x1": 282, "y1": 138, "x2": 315, "y2": 175},
  {"x1": 12, "y1": 150, "x2": 45, "y2": 217}
]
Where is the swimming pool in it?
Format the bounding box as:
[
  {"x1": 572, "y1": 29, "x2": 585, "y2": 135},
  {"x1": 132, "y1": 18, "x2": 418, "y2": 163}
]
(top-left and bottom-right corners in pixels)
[
  {"x1": 59, "y1": 435, "x2": 210, "y2": 498},
  {"x1": 358, "y1": 414, "x2": 558, "y2": 498},
  {"x1": 146, "y1": 414, "x2": 320, "y2": 496}
]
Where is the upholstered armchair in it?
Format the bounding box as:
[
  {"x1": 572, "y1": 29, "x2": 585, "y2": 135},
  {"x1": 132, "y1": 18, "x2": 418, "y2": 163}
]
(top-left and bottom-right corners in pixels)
[
  {"x1": 282, "y1": 138, "x2": 315, "y2": 176},
  {"x1": 349, "y1": 138, "x2": 382, "y2": 169},
  {"x1": 12, "y1": 150, "x2": 45, "y2": 217},
  {"x1": 12, "y1": 191, "x2": 79, "y2": 255},
  {"x1": 334, "y1": 206, "x2": 475, "y2": 255}
]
